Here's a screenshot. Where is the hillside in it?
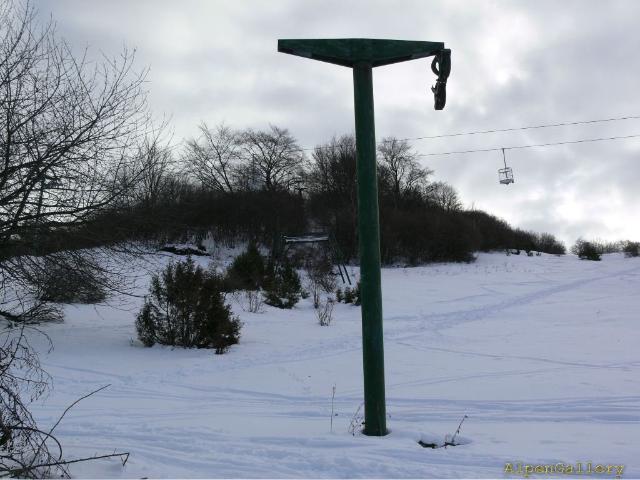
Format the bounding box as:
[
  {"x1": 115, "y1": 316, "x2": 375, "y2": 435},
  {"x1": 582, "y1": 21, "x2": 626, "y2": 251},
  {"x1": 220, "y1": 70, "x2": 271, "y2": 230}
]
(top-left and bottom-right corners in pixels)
[{"x1": 21, "y1": 251, "x2": 640, "y2": 478}]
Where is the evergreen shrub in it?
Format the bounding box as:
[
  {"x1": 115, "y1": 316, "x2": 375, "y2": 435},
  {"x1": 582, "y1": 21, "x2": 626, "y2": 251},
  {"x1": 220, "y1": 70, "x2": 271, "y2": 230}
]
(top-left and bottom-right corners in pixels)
[
  {"x1": 136, "y1": 257, "x2": 241, "y2": 354},
  {"x1": 225, "y1": 243, "x2": 265, "y2": 291},
  {"x1": 263, "y1": 260, "x2": 302, "y2": 309}
]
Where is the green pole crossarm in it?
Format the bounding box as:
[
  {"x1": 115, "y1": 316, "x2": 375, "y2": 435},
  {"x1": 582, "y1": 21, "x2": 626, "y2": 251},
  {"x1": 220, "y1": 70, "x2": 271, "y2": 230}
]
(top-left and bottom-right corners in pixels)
[
  {"x1": 278, "y1": 38, "x2": 444, "y2": 67},
  {"x1": 278, "y1": 36, "x2": 448, "y2": 437}
]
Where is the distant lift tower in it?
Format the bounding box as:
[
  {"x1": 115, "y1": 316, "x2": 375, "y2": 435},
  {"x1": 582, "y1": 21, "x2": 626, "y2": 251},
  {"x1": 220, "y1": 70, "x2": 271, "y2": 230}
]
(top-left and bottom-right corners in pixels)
[{"x1": 278, "y1": 38, "x2": 451, "y2": 436}]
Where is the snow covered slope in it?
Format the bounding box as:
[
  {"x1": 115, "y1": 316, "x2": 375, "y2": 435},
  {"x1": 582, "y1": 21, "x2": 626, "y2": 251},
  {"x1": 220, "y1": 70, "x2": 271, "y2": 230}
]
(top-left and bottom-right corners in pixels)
[{"x1": 26, "y1": 252, "x2": 640, "y2": 478}]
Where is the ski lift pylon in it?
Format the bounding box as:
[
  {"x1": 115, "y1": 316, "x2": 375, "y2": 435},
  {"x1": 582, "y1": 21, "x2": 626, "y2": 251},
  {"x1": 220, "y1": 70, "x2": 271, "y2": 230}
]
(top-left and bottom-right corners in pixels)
[{"x1": 498, "y1": 148, "x2": 514, "y2": 185}]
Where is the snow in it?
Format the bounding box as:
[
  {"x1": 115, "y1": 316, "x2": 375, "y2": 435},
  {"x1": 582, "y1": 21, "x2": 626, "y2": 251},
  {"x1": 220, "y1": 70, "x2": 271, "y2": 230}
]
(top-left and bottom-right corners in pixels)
[{"x1": 20, "y1": 252, "x2": 640, "y2": 478}]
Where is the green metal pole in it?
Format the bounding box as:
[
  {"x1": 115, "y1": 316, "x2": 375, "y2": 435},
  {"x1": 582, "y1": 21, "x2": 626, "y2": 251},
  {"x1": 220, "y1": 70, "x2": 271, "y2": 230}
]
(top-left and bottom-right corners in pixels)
[{"x1": 353, "y1": 62, "x2": 387, "y2": 436}]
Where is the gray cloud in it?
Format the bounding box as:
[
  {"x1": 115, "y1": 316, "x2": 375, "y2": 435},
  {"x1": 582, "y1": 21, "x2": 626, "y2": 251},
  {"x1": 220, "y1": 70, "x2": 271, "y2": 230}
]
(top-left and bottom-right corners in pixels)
[{"x1": 34, "y1": 0, "x2": 640, "y2": 246}]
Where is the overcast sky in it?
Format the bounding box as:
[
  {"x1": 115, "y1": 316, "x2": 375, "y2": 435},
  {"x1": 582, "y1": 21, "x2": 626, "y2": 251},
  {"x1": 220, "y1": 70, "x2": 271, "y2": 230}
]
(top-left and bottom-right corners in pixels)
[{"x1": 35, "y1": 0, "x2": 640, "y2": 247}]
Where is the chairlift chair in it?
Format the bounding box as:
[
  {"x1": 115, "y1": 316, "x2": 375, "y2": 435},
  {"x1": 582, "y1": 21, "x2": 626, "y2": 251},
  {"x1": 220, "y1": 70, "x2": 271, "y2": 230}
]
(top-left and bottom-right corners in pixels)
[
  {"x1": 498, "y1": 148, "x2": 514, "y2": 185},
  {"x1": 281, "y1": 232, "x2": 352, "y2": 285}
]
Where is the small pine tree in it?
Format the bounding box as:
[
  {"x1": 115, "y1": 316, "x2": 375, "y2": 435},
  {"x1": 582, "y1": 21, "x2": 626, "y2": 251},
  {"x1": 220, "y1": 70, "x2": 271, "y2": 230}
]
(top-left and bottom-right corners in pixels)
[
  {"x1": 136, "y1": 257, "x2": 241, "y2": 353},
  {"x1": 136, "y1": 302, "x2": 157, "y2": 347},
  {"x1": 343, "y1": 287, "x2": 353, "y2": 304},
  {"x1": 263, "y1": 260, "x2": 302, "y2": 309},
  {"x1": 335, "y1": 288, "x2": 343, "y2": 303},
  {"x1": 225, "y1": 243, "x2": 265, "y2": 291}
]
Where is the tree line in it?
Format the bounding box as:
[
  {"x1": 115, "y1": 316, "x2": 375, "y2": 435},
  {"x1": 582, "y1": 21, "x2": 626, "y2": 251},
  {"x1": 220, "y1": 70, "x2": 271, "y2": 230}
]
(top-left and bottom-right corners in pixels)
[
  {"x1": 67, "y1": 124, "x2": 567, "y2": 264},
  {"x1": 0, "y1": 0, "x2": 570, "y2": 324}
]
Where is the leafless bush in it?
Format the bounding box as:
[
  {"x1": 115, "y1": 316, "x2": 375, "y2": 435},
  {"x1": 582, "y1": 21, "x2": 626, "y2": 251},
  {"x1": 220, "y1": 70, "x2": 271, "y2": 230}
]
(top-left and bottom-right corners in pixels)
[
  {"x1": 234, "y1": 290, "x2": 265, "y2": 314},
  {"x1": 306, "y1": 277, "x2": 321, "y2": 309},
  {"x1": 0, "y1": 324, "x2": 64, "y2": 478},
  {"x1": 305, "y1": 251, "x2": 337, "y2": 310},
  {"x1": 313, "y1": 263, "x2": 337, "y2": 294},
  {"x1": 316, "y1": 298, "x2": 334, "y2": 327},
  {"x1": 622, "y1": 241, "x2": 639, "y2": 258},
  {"x1": 0, "y1": 256, "x2": 64, "y2": 324},
  {"x1": 589, "y1": 239, "x2": 623, "y2": 254},
  {"x1": 571, "y1": 239, "x2": 601, "y2": 261},
  {"x1": 348, "y1": 403, "x2": 364, "y2": 436},
  {"x1": 0, "y1": 320, "x2": 130, "y2": 478},
  {"x1": 1, "y1": 246, "x2": 133, "y2": 324},
  {"x1": 1, "y1": 302, "x2": 63, "y2": 325},
  {"x1": 35, "y1": 256, "x2": 108, "y2": 304}
]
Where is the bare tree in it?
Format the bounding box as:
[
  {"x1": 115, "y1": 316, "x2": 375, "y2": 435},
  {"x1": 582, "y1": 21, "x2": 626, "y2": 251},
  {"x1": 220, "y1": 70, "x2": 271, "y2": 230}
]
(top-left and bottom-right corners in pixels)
[
  {"x1": 306, "y1": 135, "x2": 358, "y2": 259},
  {"x1": 0, "y1": 1, "x2": 154, "y2": 320},
  {"x1": 425, "y1": 181, "x2": 462, "y2": 211},
  {"x1": 130, "y1": 128, "x2": 175, "y2": 209},
  {"x1": 377, "y1": 137, "x2": 432, "y2": 200},
  {"x1": 182, "y1": 122, "x2": 240, "y2": 194},
  {"x1": 0, "y1": 5, "x2": 144, "y2": 473},
  {"x1": 307, "y1": 135, "x2": 357, "y2": 203},
  {"x1": 241, "y1": 125, "x2": 304, "y2": 192},
  {"x1": 1, "y1": 324, "x2": 130, "y2": 478},
  {"x1": 0, "y1": 324, "x2": 60, "y2": 477},
  {"x1": 0, "y1": 2, "x2": 152, "y2": 245}
]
